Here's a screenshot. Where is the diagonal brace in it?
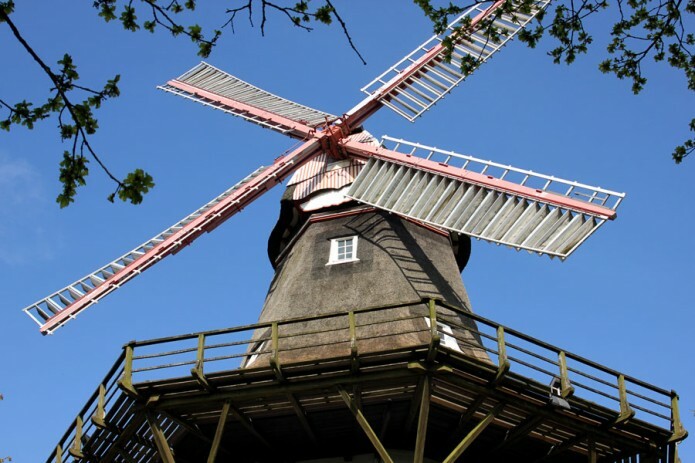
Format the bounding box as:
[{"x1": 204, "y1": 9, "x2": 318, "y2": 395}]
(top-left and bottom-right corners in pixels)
[
  {"x1": 146, "y1": 412, "x2": 176, "y2": 463},
  {"x1": 207, "y1": 401, "x2": 231, "y2": 463},
  {"x1": 338, "y1": 386, "x2": 394, "y2": 463},
  {"x1": 443, "y1": 403, "x2": 504, "y2": 463}
]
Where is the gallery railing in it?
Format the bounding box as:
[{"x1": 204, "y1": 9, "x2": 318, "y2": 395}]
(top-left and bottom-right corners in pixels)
[{"x1": 46, "y1": 298, "x2": 686, "y2": 462}]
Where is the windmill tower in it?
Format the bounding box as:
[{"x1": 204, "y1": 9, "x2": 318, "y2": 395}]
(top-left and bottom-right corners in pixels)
[{"x1": 24, "y1": 1, "x2": 686, "y2": 462}]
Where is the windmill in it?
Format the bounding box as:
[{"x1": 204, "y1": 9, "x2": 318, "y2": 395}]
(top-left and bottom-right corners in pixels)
[
  {"x1": 22, "y1": 0, "x2": 623, "y2": 336},
  {"x1": 34, "y1": 3, "x2": 688, "y2": 463}
]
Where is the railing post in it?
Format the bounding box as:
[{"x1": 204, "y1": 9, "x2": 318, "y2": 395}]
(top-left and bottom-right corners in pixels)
[
  {"x1": 668, "y1": 391, "x2": 687, "y2": 442},
  {"x1": 191, "y1": 333, "x2": 213, "y2": 391},
  {"x1": 558, "y1": 351, "x2": 574, "y2": 398},
  {"x1": 493, "y1": 326, "x2": 510, "y2": 383},
  {"x1": 269, "y1": 322, "x2": 284, "y2": 381},
  {"x1": 615, "y1": 374, "x2": 635, "y2": 424},
  {"x1": 349, "y1": 311, "x2": 359, "y2": 373},
  {"x1": 117, "y1": 343, "x2": 139, "y2": 398},
  {"x1": 55, "y1": 444, "x2": 63, "y2": 463},
  {"x1": 68, "y1": 415, "x2": 84, "y2": 458},
  {"x1": 427, "y1": 299, "x2": 440, "y2": 362},
  {"x1": 91, "y1": 383, "x2": 107, "y2": 429}
]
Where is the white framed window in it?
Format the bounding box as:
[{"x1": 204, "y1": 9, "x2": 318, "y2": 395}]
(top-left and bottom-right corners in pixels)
[
  {"x1": 327, "y1": 236, "x2": 359, "y2": 265},
  {"x1": 424, "y1": 317, "x2": 463, "y2": 353}
]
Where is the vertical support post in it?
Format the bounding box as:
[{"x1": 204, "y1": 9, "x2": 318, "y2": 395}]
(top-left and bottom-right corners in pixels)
[
  {"x1": 55, "y1": 445, "x2": 63, "y2": 463},
  {"x1": 427, "y1": 299, "x2": 440, "y2": 362},
  {"x1": 146, "y1": 413, "x2": 176, "y2": 463},
  {"x1": 414, "y1": 376, "x2": 431, "y2": 463},
  {"x1": 669, "y1": 392, "x2": 687, "y2": 442},
  {"x1": 92, "y1": 383, "x2": 107, "y2": 429},
  {"x1": 191, "y1": 334, "x2": 213, "y2": 391},
  {"x1": 349, "y1": 311, "x2": 359, "y2": 373},
  {"x1": 494, "y1": 326, "x2": 510, "y2": 383},
  {"x1": 207, "y1": 401, "x2": 231, "y2": 463},
  {"x1": 338, "y1": 387, "x2": 394, "y2": 463},
  {"x1": 118, "y1": 343, "x2": 139, "y2": 398},
  {"x1": 270, "y1": 322, "x2": 284, "y2": 381},
  {"x1": 615, "y1": 374, "x2": 635, "y2": 424},
  {"x1": 194, "y1": 333, "x2": 206, "y2": 373},
  {"x1": 68, "y1": 416, "x2": 84, "y2": 458},
  {"x1": 558, "y1": 351, "x2": 574, "y2": 398},
  {"x1": 587, "y1": 439, "x2": 597, "y2": 463}
]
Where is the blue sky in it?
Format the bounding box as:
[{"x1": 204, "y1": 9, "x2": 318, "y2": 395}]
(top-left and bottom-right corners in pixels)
[{"x1": 1, "y1": 1, "x2": 693, "y2": 460}]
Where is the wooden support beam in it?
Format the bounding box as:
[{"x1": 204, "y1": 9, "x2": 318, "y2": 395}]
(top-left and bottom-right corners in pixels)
[
  {"x1": 405, "y1": 376, "x2": 426, "y2": 434},
  {"x1": 442, "y1": 403, "x2": 503, "y2": 463},
  {"x1": 207, "y1": 401, "x2": 230, "y2": 463},
  {"x1": 146, "y1": 413, "x2": 176, "y2": 463},
  {"x1": 414, "y1": 376, "x2": 431, "y2": 463},
  {"x1": 588, "y1": 439, "x2": 597, "y2": 463},
  {"x1": 159, "y1": 410, "x2": 233, "y2": 458},
  {"x1": 378, "y1": 401, "x2": 392, "y2": 441},
  {"x1": 288, "y1": 393, "x2": 318, "y2": 444},
  {"x1": 453, "y1": 396, "x2": 486, "y2": 435},
  {"x1": 492, "y1": 414, "x2": 545, "y2": 453},
  {"x1": 533, "y1": 433, "x2": 588, "y2": 462},
  {"x1": 101, "y1": 413, "x2": 147, "y2": 463},
  {"x1": 116, "y1": 446, "x2": 139, "y2": 463},
  {"x1": 229, "y1": 404, "x2": 273, "y2": 449},
  {"x1": 338, "y1": 386, "x2": 394, "y2": 463}
]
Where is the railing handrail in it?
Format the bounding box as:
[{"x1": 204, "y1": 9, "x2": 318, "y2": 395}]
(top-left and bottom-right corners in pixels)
[{"x1": 49, "y1": 298, "x2": 682, "y2": 463}]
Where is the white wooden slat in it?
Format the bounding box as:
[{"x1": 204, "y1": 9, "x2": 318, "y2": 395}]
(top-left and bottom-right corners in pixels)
[{"x1": 347, "y1": 158, "x2": 614, "y2": 259}]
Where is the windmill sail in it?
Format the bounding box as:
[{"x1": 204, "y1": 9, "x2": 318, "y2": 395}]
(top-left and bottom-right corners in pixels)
[
  {"x1": 346, "y1": 137, "x2": 624, "y2": 259},
  {"x1": 360, "y1": 0, "x2": 550, "y2": 121},
  {"x1": 24, "y1": 140, "x2": 323, "y2": 334},
  {"x1": 160, "y1": 62, "x2": 336, "y2": 139}
]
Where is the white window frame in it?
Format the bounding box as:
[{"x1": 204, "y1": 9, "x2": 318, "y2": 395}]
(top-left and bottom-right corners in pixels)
[
  {"x1": 424, "y1": 317, "x2": 463, "y2": 353},
  {"x1": 327, "y1": 235, "x2": 359, "y2": 265}
]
